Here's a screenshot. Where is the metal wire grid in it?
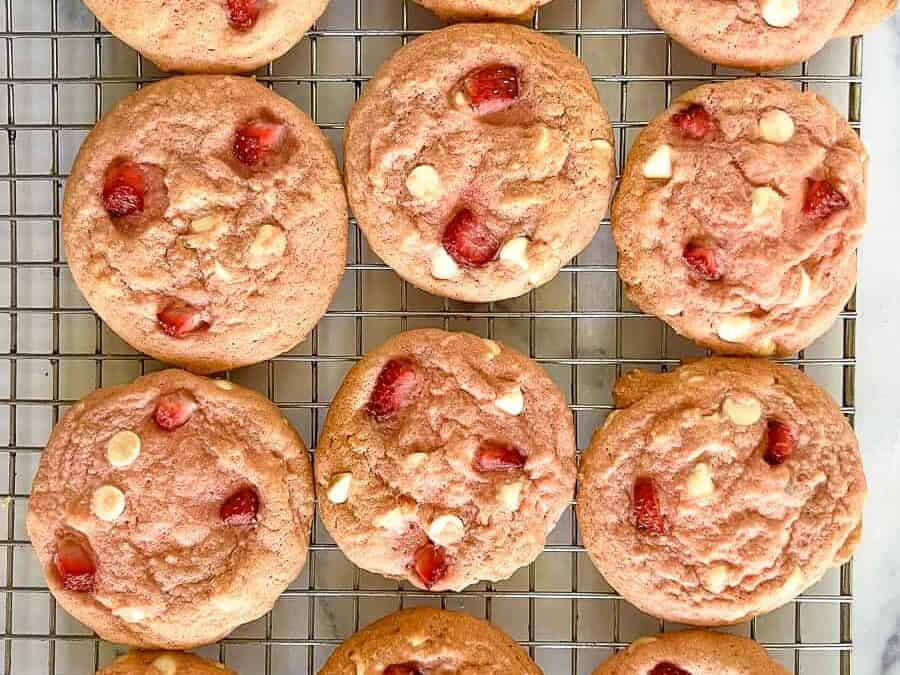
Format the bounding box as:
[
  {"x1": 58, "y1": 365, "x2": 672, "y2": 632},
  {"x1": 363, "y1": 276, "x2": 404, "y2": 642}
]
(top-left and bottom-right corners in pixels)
[{"x1": 0, "y1": 0, "x2": 862, "y2": 673}]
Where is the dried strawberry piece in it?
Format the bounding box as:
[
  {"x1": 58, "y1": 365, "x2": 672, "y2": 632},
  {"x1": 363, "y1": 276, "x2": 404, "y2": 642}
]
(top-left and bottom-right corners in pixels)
[
  {"x1": 227, "y1": 0, "x2": 265, "y2": 30},
  {"x1": 649, "y1": 663, "x2": 692, "y2": 675},
  {"x1": 55, "y1": 535, "x2": 96, "y2": 593},
  {"x1": 463, "y1": 65, "x2": 520, "y2": 115},
  {"x1": 764, "y1": 420, "x2": 795, "y2": 466},
  {"x1": 221, "y1": 487, "x2": 260, "y2": 526},
  {"x1": 442, "y1": 209, "x2": 500, "y2": 267},
  {"x1": 413, "y1": 542, "x2": 447, "y2": 588},
  {"x1": 367, "y1": 359, "x2": 417, "y2": 419},
  {"x1": 157, "y1": 301, "x2": 211, "y2": 338},
  {"x1": 671, "y1": 104, "x2": 714, "y2": 140},
  {"x1": 102, "y1": 160, "x2": 146, "y2": 218},
  {"x1": 474, "y1": 440, "x2": 526, "y2": 472},
  {"x1": 633, "y1": 476, "x2": 666, "y2": 535},
  {"x1": 683, "y1": 242, "x2": 720, "y2": 280},
  {"x1": 233, "y1": 120, "x2": 286, "y2": 167},
  {"x1": 803, "y1": 180, "x2": 849, "y2": 220},
  {"x1": 154, "y1": 390, "x2": 199, "y2": 431},
  {"x1": 384, "y1": 664, "x2": 423, "y2": 675}
]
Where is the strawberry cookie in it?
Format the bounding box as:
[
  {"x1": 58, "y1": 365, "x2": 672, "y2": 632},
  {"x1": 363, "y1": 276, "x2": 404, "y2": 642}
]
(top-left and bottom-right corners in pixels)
[
  {"x1": 319, "y1": 608, "x2": 540, "y2": 675},
  {"x1": 612, "y1": 79, "x2": 867, "y2": 357},
  {"x1": 344, "y1": 23, "x2": 615, "y2": 303},
  {"x1": 63, "y1": 75, "x2": 347, "y2": 374},
  {"x1": 83, "y1": 0, "x2": 329, "y2": 73},
  {"x1": 577, "y1": 358, "x2": 866, "y2": 626},
  {"x1": 412, "y1": 0, "x2": 553, "y2": 22},
  {"x1": 98, "y1": 652, "x2": 237, "y2": 675},
  {"x1": 594, "y1": 630, "x2": 789, "y2": 674},
  {"x1": 315, "y1": 329, "x2": 576, "y2": 591},
  {"x1": 26, "y1": 369, "x2": 314, "y2": 649},
  {"x1": 834, "y1": 0, "x2": 899, "y2": 36},
  {"x1": 643, "y1": 0, "x2": 854, "y2": 70}
]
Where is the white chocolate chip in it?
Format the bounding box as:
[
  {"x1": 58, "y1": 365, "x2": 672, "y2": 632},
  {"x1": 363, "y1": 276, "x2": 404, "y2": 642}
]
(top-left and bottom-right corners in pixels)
[
  {"x1": 327, "y1": 473, "x2": 352, "y2": 504},
  {"x1": 642, "y1": 145, "x2": 672, "y2": 180},
  {"x1": 758, "y1": 109, "x2": 795, "y2": 144},
  {"x1": 795, "y1": 267, "x2": 811, "y2": 306},
  {"x1": 498, "y1": 481, "x2": 524, "y2": 511},
  {"x1": 761, "y1": 0, "x2": 801, "y2": 27},
  {"x1": 404, "y1": 452, "x2": 428, "y2": 469},
  {"x1": 152, "y1": 655, "x2": 178, "y2": 675},
  {"x1": 114, "y1": 606, "x2": 146, "y2": 623},
  {"x1": 494, "y1": 386, "x2": 524, "y2": 416},
  {"x1": 92, "y1": 485, "x2": 126, "y2": 522},
  {"x1": 214, "y1": 380, "x2": 234, "y2": 390},
  {"x1": 374, "y1": 506, "x2": 414, "y2": 533},
  {"x1": 702, "y1": 565, "x2": 730, "y2": 594},
  {"x1": 685, "y1": 463, "x2": 715, "y2": 499},
  {"x1": 483, "y1": 339, "x2": 502, "y2": 360},
  {"x1": 431, "y1": 248, "x2": 460, "y2": 280},
  {"x1": 189, "y1": 214, "x2": 222, "y2": 234},
  {"x1": 751, "y1": 186, "x2": 783, "y2": 218},
  {"x1": 717, "y1": 315, "x2": 753, "y2": 343},
  {"x1": 531, "y1": 126, "x2": 552, "y2": 158},
  {"x1": 626, "y1": 637, "x2": 658, "y2": 654},
  {"x1": 248, "y1": 224, "x2": 287, "y2": 269},
  {"x1": 406, "y1": 165, "x2": 444, "y2": 203},
  {"x1": 426, "y1": 514, "x2": 466, "y2": 546},
  {"x1": 756, "y1": 339, "x2": 778, "y2": 357},
  {"x1": 722, "y1": 396, "x2": 762, "y2": 426},
  {"x1": 591, "y1": 138, "x2": 613, "y2": 155},
  {"x1": 452, "y1": 90, "x2": 469, "y2": 110},
  {"x1": 498, "y1": 237, "x2": 530, "y2": 269},
  {"x1": 107, "y1": 430, "x2": 141, "y2": 468}
]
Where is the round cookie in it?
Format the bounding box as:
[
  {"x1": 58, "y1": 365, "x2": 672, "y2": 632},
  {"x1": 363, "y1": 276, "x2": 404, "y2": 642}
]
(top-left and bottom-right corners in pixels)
[
  {"x1": 412, "y1": 0, "x2": 553, "y2": 21},
  {"x1": 834, "y1": 0, "x2": 899, "y2": 36},
  {"x1": 344, "y1": 23, "x2": 615, "y2": 303},
  {"x1": 98, "y1": 652, "x2": 237, "y2": 675},
  {"x1": 577, "y1": 358, "x2": 866, "y2": 626},
  {"x1": 643, "y1": 0, "x2": 854, "y2": 70},
  {"x1": 83, "y1": 0, "x2": 329, "y2": 74},
  {"x1": 319, "y1": 608, "x2": 541, "y2": 675},
  {"x1": 63, "y1": 75, "x2": 347, "y2": 374},
  {"x1": 316, "y1": 329, "x2": 576, "y2": 591},
  {"x1": 26, "y1": 369, "x2": 315, "y2": 649},
  {"x1": 594, "y1": 630, "x2": 789, "y2": 674},
  {"x1": 612, "y1": 79, "x2": 867, "y2": 357}
]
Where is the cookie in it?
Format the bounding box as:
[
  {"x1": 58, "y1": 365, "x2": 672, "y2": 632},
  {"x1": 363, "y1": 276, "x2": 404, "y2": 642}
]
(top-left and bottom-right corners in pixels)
[
  {"x1": 319, "y1": 607, "x2": 540, "y2": 675},
  {"x1": 83, "y1": 0, "x2": 329, "y2": 74},
  {"x1": 26, "y1": 369, "x2": 315, "y2": 649},
  {"x1": 316, "y1": 329, "x2": 576, "y2": 591},
  {"x1": 412, "y1": 0, "x2": 552, "y2": 21},
  {"x1": 594, "y1": 630, "x2": 789, "y2": 674},
  {"x1": 63, "y1": 75, "x2": 347, "y2": 374},
  {"x1": 643, "y1": 0, "x2": 854, "y2": 70},
  {"x1": 834, "y1": 0, "x2": 899, "y2": 36},
  {"x1": 344, "y1": 23, "x2": 615, "y2": 303},
  {"x1": 577, "y1": 358, "x2": 866, "y2": 625},
  {"x1": 98, "y1": 652, "x2": 237, "y2": 675},
  {"x1": 612, "y1": 79, "x2": 867, "y2": 357}
]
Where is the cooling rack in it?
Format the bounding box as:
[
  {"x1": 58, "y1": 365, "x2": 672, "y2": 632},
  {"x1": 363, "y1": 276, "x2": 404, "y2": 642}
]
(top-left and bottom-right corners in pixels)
[{"x1": 0, "y1": 0, "x2": 862, "y2": 673}]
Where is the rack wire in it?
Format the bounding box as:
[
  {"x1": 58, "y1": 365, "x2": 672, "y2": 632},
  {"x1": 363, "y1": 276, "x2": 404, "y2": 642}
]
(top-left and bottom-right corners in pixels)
[{"x1": 0, "y1": 0, "x2": 861, "y2": 673}]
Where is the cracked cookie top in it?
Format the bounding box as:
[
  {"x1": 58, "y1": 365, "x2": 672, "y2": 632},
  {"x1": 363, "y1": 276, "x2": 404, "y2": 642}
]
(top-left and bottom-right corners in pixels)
[
  {"x1": 344, "y1": 23, "x2": 615, "y2": 303},
  {"x1": 577, "y1": 358, "x2": 866, "y2": 626},
  {"x1": 26, "y1": 369, "x2": 314, "y2": 649},
  {"x1": 612, "y1": 79, "x2": 867, "y2": 357},
  {"x1": 98, "y1": 651, "x2": 237, "y2": 675},
  {"x1": 315, "y1": 329, "x2": 576, "y2": 591},
  {"x1": 63, "y1": 75, "x2": 347, "y2": 374}
]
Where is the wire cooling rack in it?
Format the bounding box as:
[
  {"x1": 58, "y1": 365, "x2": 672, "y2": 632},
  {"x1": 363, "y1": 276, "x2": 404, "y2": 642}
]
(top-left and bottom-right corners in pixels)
[{"x1": 0, "y1": 0, "x2": 862, "y2": 673}]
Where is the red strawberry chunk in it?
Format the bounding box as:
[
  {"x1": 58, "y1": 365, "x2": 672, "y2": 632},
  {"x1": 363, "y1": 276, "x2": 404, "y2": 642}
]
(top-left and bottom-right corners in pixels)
[
  {"x1": 633, "y1": 476, "x2": 667, "y2": 535},
  {"x1": 683, "y1": 243, "x2": 720, "y2": 280},
  {"x1": 463, "y1": 65, "x2": 520, "y2": 115},
  {"x1": 55, "y1": 535, "x2": 96, "y2": 593},
  {"x1": 102, "y1": 161, "x2": 146, "y2": 218},
  {"x1": 157, "y1": 301, "x2": 210, "y2": 338},
  {"x1": 154, "y1": 390, "x2": 199, "y2": 431},
  {"x1": 384, "y1": 664, "x2": 423, "y2": 675},
  {"x1": 367, "y1": 359, "x2": 417, "y2": 419},
  {"x1": 442, "y1": 209, "x2": 500, "y2": 267},
  {"x1": 413, "y1": 542, "x2": 447, "y2": 588},
  {"x1": 221, "y1": 487, "x2": 260, "y2": 526},
  {"x1": 671, "y1": 104, "x2": 714, "y2": 140},
  {"x1": 803, "y1": 180, "x2": 849, "y2": 220},
  {"x1": 227, "y1": 0, "x2": 265, "y2": 30},
  {"x1": 474, "y1": 440, "x2": 526, "y2": 472},
  {"x1": 764, "y1": 420, "x2": 795, "y2": 466},
  {"x1": 233, "y1": 120, "x2": 286, "y2": 167},
  {"x1": 649, "y1": 663, "x2": 692, "y2": 675}
]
